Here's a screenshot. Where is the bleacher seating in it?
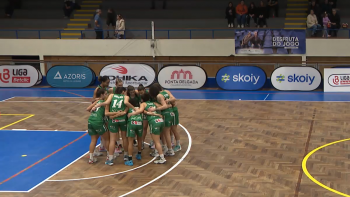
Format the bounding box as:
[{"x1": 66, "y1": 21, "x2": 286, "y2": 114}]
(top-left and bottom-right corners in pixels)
[{"x1": 0, "y1": 0, "x2": 347, "y2": 39}]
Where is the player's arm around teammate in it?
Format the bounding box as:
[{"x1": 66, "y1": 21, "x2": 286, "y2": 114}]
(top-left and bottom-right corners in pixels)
[{"x1": 86, "y1": 89, "x2": 110, "y2": 164}]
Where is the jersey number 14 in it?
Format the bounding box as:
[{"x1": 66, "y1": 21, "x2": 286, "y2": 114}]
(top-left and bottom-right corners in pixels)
[{"x1": 112, "y1": 99, "x2": 123, "y2": 108}]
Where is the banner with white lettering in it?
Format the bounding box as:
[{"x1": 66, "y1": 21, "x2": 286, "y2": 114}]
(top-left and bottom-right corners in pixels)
[
  {"x1": 324, "y1": 68, "x2": 350, "y2": 92},
  {"x1": 46, "y1": 66, "x2": 94, "y2": 88},
  {"x1": 158, "y1": 65, "x2": 207, "y2": 89},
  {"x1": 100, "y1": 64, "x2": 156, "y2": 87},
  {"x1": 235, "y1": 29, "x2": 306, "y2": 54},
  {"x1": 271, "y1": 67, "x2": 321, "y2": 91},
  {"x1": 0, "y1": 65, "x2": 39, "y2": 87}
]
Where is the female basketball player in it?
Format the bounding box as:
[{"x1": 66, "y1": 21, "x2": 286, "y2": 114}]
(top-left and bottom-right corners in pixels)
[
  {"x1": 124, "y1": 97, "x2": 145, "y2": 166},
  {"x1": 93, "y1": 76, "x2": 110, "y2": 153},
  {"x1": 152, "y1": 83, "x2": 181, "y2": 152},
  {"x1": 108, "y1": 78, "x2": 123, "y2": 94},
  {"x1": 149, "y1": 84, "x2": 175, "y2": 156},
  {"x1": 126, "y1": 85, "x2": 142, "y2": 147},
  {"x1": 142, "y1": 92, "x2": 172, "y2": 164},
  {"x1": 137, "y1": 84, "x2": 150, "y2": 149},
  {"x1": 93, "y1": 87, "x2": 135, "y2": 165},
  {"x1": 87, "y1": 88, "x2": 124, "y2": 164}
]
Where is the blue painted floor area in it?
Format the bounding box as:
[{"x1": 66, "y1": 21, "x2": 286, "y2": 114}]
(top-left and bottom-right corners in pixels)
[
  {"x1": 1, "y1": 88, "x2": 350, "y2": 102},
  {"x1": 0, "y1": 130, "x2": 89, "y2": 192}
]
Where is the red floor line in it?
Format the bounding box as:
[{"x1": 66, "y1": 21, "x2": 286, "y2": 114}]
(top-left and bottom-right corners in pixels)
[
  {"x1": 0, "y1": 132, "x2": 87, "y2": 186},
  {"x1": 59, "y1": 90, "x2": 90, "y2": 98}
]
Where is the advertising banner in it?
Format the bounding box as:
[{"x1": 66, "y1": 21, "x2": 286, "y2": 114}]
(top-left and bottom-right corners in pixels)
[
  {"x1": 0, "y1": 65, "x2": 39, "y2": 87},
  {"x1": 271, "y1": 67, "x2": 321, "y2": 91},
  {"x1": 216, "y1": 66, "x2": 266, "y2": 90},
  {"x1": 235, "y1": 29, "x2": 306, "y2": 54},
  {"x1": 46, "y1": 66, "x2": 94, "y2": 88},
  {"x1": 324, "y1": 68, "x2": 350, "y2": 92},
  {"x1": 158, "y1": 65, "x2": 207, "y2": 89},
  {"x1": 100, "y1": 64, "x2": 156, "y2": 87}
]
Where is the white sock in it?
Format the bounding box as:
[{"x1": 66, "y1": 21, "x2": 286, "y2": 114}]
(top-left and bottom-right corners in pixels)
[
  {"x1": 107, "y1": 151, "x2": 109, "y2": 155},
  {"x1": 124, "y1": 152, "x2": 128, "y2": 156},
  {"x1": 89, "y1": 153, "x2": 94, "y2": 160},
  {"x1": 108, "y1": 155, "x2": 114, "y2": 161},
  {"x1": 160, "y1": 154, "x2": 165, "y2": 159},
  {"x1": 176, "y1": 140, "x2": 180, "y2": 146}
]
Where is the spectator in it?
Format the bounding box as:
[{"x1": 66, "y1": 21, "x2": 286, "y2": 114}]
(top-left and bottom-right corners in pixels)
[
  {"x1": 308, "y1": 1, "x2": 322, "y2": 26},
  {"x1": 94, "y1": 9, "x2": 103, "y2": 39},
  {"x1": 115, "y1": 14, "x2": 125, "y2": 39},
  {"x1": 225, "y1": 2, "x2": 235, "y2": 28},
  {"x1": 247, "y1": 2, "x2": 257, "y2": 27},
  {"x1": 307, "y1": 9, "x2": 321, "y2": 36},
  {"x1": 267, "y1": 0, "x2": 278, "y2": 18},
  {"x1": 251, "y1": 32, "x2": 262, "y2": 48},
  {"x1": 106, "y1": 8, "x2": 116, "y2": 38},
  {"x1": 328, "y1": 8, "x2": 340, "y2": 37},
  {"x1": 236, "y1": 0, "x2": 248, "y2": 28},
  {"x1": 63, "y1": 0, "x2": 73, "y2": 18},
  {"x1": 151, "y1": 0, "x2": 166, "y2": 9},
  {"x1": 241, "y1": 31, "x2": 252, "y2": 48},
  {"x1": 322, "y1": 12, "x2": 331, "y2": 37},
  {"x1": 257, "y1": 1, "x2": 267, "y2": 28},
  {"x1": 321, "y1": 0, "x2": 332, "y2": 14}
]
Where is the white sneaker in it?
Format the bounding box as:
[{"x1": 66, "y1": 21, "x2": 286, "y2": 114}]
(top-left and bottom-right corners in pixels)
[
  {"x1": 88, "y1": 157, "x2": 97, "y2": 164},
  {"x1": 93, "y1": 152, "x2": 103, "y2": 156},
  {"x1": 241, "y1": 25, "x2": 244, "y2": 28},
  {"x1": 230, "y1": 23, "x2": 234, "y2": 28},
  {"x1": 150, "y1": 150, "x2": 159, "y2": 157},
  {"x1": 237, "y1": 25, "x2": 241, "y2": 28},
  {"x1": 165, "y1": 149, "x2": 175, "y2": 156},
  {"x1": 162, "y1": 145, "x2": 168, "y2": 153},
  {"x1": 228, "y1": 24, "x2": 230, "y2": 27},
  {"x1": 154, "y1": 157, "x2": 166, "y2": 164}
]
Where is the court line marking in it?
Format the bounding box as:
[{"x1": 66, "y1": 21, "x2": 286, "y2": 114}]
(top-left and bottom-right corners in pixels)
[
  {"x1": 0, "y1": 132, "x2": 88, "y2": 188},
  {"x1": 0, "y1": 114, "x2": 34, "y2": 116},
  {"x1": 0, "y1": 115, "x2": 35, "y2": 130},
  {"x1": 0, "y1": 96, "x2": 15, "y2": 102},
  {"x1": 5, "y1": 101, "x2": 91, "y2": 103},
  {"x1": 119, "y1": 123, "x2": 192, "y2": 197},
  {"x1": 264, "y1": 94, "x2": 270, "y2": 100},
  {"x1": 302, "y1": 138, "x2": 350, "y2": 197},
  {"x1": 3, "y1": 129, "x2": 87, "y2": 132},
  {"x1": 0, "y1": 190, "x2": 29, "y2": 193}
]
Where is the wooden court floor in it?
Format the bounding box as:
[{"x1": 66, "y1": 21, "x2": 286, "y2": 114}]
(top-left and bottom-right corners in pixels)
[{"x1": 1, "y1": 97, "x2": 350, "y2": 197}]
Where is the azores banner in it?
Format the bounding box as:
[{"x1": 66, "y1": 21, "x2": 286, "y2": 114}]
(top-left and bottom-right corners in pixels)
[
  {"x1": 100, "y1": 64, "x2": 156, "y2": 87},
  {"x1": 235, "y1": 29, "x2": 306, "y2": 54},
  {"x1": 46, "y1": 66, "x2": 94, "y2": 88},
  {"x1": 158, "y1": 65, "x2": 207, "y2": 89},
  {"x1": 271, "y1": 67, "x2": 321, "y2": 91},
  {"x1": 324, "y1": 68, "x2": 350, "y2": 92},
  {"x1": 216, "y1": 66, "x2": 266, "y2": 90},
  {"x1": 0, "y1": 65, "x2": 40, "y2": 87}
]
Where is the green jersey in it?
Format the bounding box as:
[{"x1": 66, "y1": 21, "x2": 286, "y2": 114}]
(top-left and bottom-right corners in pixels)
[
  {"x1": 128, "y1": 108, "x2": 143, "y2": 123},
  {"x1": 110, "y1": 94, "x2": 126, "y2": 120},
  {"x1": 157, "y1": 90, "x2": 173, "y2": 114},
  {"x1": 129, "y1": 94, "x2": 141, "y2": 107},
  {"x1": 88, "y1": 100, "x2": 105, "y2": 124},
  {"x1": 98, "y1": 85, "x2": 108, "y2": 92},
  {"x1": 144, "y1": 101, "x2": 162, "y2": 122}
]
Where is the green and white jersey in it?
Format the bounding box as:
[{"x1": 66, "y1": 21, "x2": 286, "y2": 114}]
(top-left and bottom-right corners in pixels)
[
  {"x1": 88, "y1": 100, "x2": 105, "y2": 124},
  {"x1": 110, "y1": 94, "x2": 126, "y2": 120},
  {"x1": 156, "y1": 90, "x2": 173, "y2": 114},
  {"x1": 128, "y1": 108, "x2": 143, "y2": 125},
  {"x1": 144, "y1": 101, "x2": 162, "y2": 122}
]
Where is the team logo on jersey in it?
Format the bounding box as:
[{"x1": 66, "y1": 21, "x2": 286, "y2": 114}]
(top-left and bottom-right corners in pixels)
[
  {"x1": 131, "y1": 121, "x2": 142, "y2": 125},
  {"x1": 155, "y1": 119, "x2": 163, "y2": 123}
]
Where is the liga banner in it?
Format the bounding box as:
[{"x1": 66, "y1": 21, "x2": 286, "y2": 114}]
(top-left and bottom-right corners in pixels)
[
  {"x1": 324, "y1": 68, "x2": 350, "y2": 92},
  {"x1": 235, "y1": 29, "x2": 306, "y2": 54},
  {"x1": 0, "y1": 65, "x2": 40, "y2": 87}
]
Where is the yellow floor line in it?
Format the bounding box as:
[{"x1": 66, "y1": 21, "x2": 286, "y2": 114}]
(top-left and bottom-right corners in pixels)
[
  {"x1": 81, "y1": 5, "x2": 99, "y2": 7},
  {"x1": 82, "y1": 1, "x2": 102, "y2": 3},
  {"x1": 61, "y1": 33, "x2": 82, "y2": 36},
  {"x1": 287, "y1": 13, "x2": 307, "y2": 15},
  {"x1": 64, "y1": 28, "x2": 85, "y2": 30},
  {"x1": 287, "y1": 4, "x2": 308, "y2": 6},
  {"x1": 0, "y1": 115, "x2": 34, "y2": 130},
  {"x1": 284, "y1": 27, "x2": 306, "y2": 29},
  {"x1": 76, "y1": 10, "x2": 95, "y2": 12}
]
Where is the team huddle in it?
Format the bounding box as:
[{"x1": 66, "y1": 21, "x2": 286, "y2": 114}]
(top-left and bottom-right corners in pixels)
[{"x1": 86, "y1": 76, "x2": 181, "y2": 166}]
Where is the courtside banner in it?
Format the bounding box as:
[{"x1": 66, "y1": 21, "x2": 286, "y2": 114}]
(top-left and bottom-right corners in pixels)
[
  {"x1": 100, "y1": 64, "x2": 156, "y2": 87},
  {"x1": 271, "y1": 67, "x2": 321, "y2": 91},
  {"x1": 0, "y1": 65, "x2": 39, "y2": 87},
  {"x1": 158, "y1": 65, "x2": 207, "y2": 89},
  {"x1": 216, "y1": 66, "x2": 266, "y2": 90},
  {"x1": 324, "y1": 68, "x2": 350, "y2": 92},
  {"x1": 235, "y1": 29, "x2": 306, "y2": 54},
  {"x1": 46, "y1": 66, "x2": 94, "y2": 88}
]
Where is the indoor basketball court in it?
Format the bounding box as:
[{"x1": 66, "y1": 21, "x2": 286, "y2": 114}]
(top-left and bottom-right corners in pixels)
[{"x1": 0, "y1": 89, "x2": 349, "y2": 197}]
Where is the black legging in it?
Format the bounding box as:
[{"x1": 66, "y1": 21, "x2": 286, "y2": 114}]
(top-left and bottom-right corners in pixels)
[{"x1": 227, "y1": 16, "x2": 235, "y2": 25}]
